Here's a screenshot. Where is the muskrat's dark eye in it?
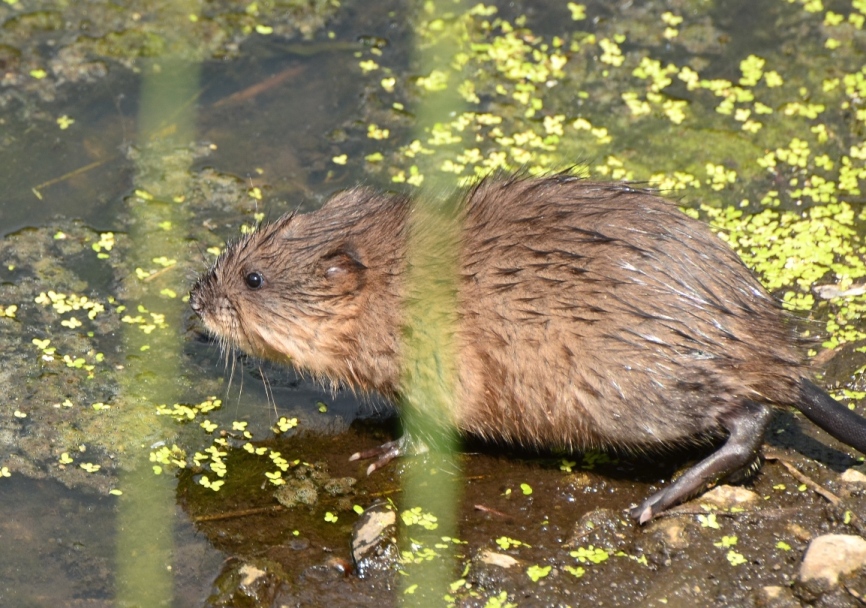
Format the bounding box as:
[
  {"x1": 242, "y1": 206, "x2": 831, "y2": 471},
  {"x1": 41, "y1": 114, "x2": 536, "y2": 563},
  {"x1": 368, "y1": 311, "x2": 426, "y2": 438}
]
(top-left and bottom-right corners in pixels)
[{"x1": 245, "y1": 272, "x2": 264, "y2": 289}]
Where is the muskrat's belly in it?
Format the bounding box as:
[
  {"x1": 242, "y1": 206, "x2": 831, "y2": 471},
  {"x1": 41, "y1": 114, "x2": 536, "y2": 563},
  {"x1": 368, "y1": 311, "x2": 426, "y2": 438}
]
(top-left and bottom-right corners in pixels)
[{"x1": 453, "y1": 344, "x2": 721, "y2": 451}]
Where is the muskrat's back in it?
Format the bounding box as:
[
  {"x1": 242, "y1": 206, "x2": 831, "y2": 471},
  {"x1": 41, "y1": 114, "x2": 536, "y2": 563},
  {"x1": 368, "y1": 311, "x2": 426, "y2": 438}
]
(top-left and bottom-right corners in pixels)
[{"x1": 453, "y1": 177, "x2": 802, "y2": 450}]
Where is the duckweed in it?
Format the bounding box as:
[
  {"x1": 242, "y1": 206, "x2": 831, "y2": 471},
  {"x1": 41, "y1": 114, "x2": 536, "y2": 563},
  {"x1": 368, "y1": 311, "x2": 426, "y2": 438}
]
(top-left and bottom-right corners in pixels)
[
  {"x1": 569, "y1": 546, "x2": 609, "y2": 564},
  {"x1": 495, "y1": 536, "x2": 530, "y2": 550},
  {"x1": 698, "y1": 513, "x2": 721, "y2": 529},
  {"x1": 401, "y1": 506, "x2": 440, "y2": 530},
  {"x1": 564, "y1": 565, "x2": 585, "y2": 578},
  {"x1": 526, "y1": 564, "x2": 551, "y2": 582}
]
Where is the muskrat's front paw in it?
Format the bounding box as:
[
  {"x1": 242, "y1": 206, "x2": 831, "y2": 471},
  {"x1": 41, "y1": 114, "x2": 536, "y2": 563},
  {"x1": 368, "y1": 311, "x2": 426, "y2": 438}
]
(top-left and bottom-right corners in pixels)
[
  {"x1": 349, "y1": 439, "x2": 404, "y2": 475},
  {"x1": 349, "y1": 435, "x2": 429, "y2": 475}
]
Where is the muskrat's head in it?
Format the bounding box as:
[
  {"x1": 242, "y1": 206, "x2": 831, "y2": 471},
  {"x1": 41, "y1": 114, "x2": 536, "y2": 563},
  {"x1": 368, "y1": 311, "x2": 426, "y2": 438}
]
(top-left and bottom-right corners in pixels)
[{"x1": 190, "y1": 188, "x2": 409, "y2": 391}]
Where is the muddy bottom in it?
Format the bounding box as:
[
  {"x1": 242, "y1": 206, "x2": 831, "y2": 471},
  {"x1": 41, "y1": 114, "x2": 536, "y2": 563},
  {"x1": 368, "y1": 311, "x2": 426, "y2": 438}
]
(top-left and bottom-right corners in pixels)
[{"x1": 179, "y1": 411, "x2": 866, "y2": 608}]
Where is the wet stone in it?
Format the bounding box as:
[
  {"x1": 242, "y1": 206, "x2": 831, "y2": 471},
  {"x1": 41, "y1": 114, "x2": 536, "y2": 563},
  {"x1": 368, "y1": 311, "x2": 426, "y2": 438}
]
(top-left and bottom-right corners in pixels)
[
  {"x1": 787, "y1": 523, "x2": 813, "y2": 544},
  {"x1": 698, "y1": 484, "x2": 761, "y2": 509},
  {"x1": 467, "y1": 548, "x2": 526, "y2": 590},
  {"x1": 301, "y1": 558, "x2": 353, "y2": 582},
  {"x1": 238, "y1": 563, "x2": 266, "y2": 589},
  {"x1": 565, "y1": 507, "x2": 631, "y2": 553},
  {"x1": 206, "y1": 560, "x2": 282, "y2": 607},
  {"x1": 754, "y1": 585, "x2": 801, "y2": 608},
  {"x1": 350, "y1": 501, "x2": 399, "y2": 579},
  {"x1": 635, "y1": 518, "x2": 693, "y2": 565},
  {"x1": 795, "y1": 534, "x2": 866, "y2": 602},
  {"x1": 478, "y1": 550, "x2": 520, "y2": 569},
  {"x1": 840, "y1": 469, "x2": 866, "y2": 485},
  {"x1": 657, "y1": 519, "x2": 690, "y2": 552}
]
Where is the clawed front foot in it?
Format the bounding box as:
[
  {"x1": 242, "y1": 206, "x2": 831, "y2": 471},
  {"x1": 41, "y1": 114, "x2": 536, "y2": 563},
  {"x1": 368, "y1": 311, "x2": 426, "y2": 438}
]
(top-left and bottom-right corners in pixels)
[
  {"x1": 349, "y1": 439, "x2": 403, "y2": 475},
  {"x1": 349, "y1": 435, "x2": 428, "y2": 475}
]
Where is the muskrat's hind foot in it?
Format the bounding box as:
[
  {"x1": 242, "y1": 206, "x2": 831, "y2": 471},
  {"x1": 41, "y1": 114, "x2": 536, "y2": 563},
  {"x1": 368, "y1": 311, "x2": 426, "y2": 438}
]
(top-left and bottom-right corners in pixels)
[
  {"x1": 349, "y1": 435, "x2": 428, "y2": 475},
  {"x1": 630, "y1": 401, "x2": 773, "y2": 524}
]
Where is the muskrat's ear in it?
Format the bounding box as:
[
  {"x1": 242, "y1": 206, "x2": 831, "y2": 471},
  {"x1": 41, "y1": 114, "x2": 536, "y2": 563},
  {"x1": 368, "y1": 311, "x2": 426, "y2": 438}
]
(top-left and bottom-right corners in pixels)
[
  {"x1": 318, "y1": 246, "x2": 366, "y2": 292},
  {"x1": 321, "y1": 187, "x2": 376, "y2": 212}
]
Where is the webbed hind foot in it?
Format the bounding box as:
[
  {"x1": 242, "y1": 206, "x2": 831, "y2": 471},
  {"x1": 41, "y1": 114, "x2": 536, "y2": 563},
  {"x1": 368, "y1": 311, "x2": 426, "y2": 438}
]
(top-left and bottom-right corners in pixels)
[{"x1": 631, "y1": 400, "x2": 773, "y2": 524}]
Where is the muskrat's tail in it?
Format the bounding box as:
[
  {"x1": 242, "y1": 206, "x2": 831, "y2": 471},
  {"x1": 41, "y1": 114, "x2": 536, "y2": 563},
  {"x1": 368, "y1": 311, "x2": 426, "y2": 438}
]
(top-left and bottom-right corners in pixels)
[{"x1": 795, "y1": 378, "x2": 866, "y2": 453}]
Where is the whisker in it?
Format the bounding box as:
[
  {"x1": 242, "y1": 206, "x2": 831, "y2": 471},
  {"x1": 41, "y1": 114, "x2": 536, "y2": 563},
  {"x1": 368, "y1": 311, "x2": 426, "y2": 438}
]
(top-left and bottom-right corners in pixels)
[{"x1": 259, "y1": 364, "x2": 278, "y2": 418}]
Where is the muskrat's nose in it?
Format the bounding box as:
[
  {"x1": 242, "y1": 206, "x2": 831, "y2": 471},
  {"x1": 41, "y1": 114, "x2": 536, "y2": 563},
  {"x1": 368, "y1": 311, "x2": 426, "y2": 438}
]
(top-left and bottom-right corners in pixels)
[{"x1": 189, "y1": 290, "x2": 203, "y2": 315}]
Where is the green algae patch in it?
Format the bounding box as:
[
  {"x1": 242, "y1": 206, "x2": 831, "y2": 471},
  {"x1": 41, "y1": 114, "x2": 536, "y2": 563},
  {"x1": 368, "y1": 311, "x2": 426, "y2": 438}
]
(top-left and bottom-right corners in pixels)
[
  {"x1": 0, "y1": 223, "x2": 146, "y2": 492},
  {"x1": 0, "y1": 0, "x2": 342, "y2": 108},
  {"x1": 0, "y1": 160, "x2": 260, "y2": 496}
]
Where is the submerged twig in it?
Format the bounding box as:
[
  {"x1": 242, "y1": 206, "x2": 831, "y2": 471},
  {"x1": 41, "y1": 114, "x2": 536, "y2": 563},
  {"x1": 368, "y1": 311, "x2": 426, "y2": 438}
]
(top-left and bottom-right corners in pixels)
[
  {"x1": 212, "y1": 64, "x2": 306, "y2": 108},
  {"x1": 765, "y1": 453, "x2": 866, "y2": 532},
  {"x1": 473, "y1": 504, "x2": 514, "y2": 521},
  {"x1": 194, "y1": 504, "x2": 284, "y2": 522},
  {"x1": 843, "y1": 584, "x2": 866, "y2": 605},
  {"x1": 765, "y1": 453, "x2": 841, "y2": 506},
  {"x1": 32, "y1": 158, "x2": 108, "y2": 199}
]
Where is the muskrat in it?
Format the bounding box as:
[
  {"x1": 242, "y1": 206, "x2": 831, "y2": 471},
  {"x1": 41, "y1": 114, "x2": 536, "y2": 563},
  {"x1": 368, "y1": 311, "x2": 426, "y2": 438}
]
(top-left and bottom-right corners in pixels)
[{"x1": 189, "y1": 174, "x2": 866, "y2": 522}]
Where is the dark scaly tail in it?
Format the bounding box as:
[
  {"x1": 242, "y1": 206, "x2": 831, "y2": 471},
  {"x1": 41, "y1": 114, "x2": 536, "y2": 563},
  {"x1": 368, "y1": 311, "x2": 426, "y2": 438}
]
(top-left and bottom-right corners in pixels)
[{"x1": 795, "y1": 378, "x2": 866, "y2": 453}]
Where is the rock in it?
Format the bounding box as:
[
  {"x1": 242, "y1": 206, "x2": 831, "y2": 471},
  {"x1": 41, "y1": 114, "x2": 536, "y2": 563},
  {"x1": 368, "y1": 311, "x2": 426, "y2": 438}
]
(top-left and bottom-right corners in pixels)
[
  {"x1": 658, "y1": 520, "x2": 690, "y2": 551},
  {"x1": 636, "y1": 518, "x2": 691, "y2": 564},
  {"x1": 207, "y1": 560, "x2": 282, "y2": 607},
  {"x1": 754, "y1": 585, "x2": 800, "y2": 608},
  {"x1": 238, "y1": 564, "x2": 266, "y2": 588},
  {"x1": 795, "y1": 534, "x2": 866, "y2": 602},
  {"x1": 840, "y1": 469, "x2": 866, "y2": 484},
  {"x1": 565, "y1": 507, "x2": 629, "y2": 552},
  {"x1": 562, "y1": 471, "x2": 593, "y2": 488},
  {"x1": 300, "y1": 559, "x2": 352, "y2": 583},
  {"x1": 350, "y1": 501, "x2": 399, "y2": 579},
  {"x1": 786, "y1": 523, "x2": 811, "y2": 543},
  {"x1": 468, "y1": 548, "x2": 525, "y2": 589},
  {"x1": 799, "y1": 534, "x2": 866, "y2": 586},
  {"x1": 698, "y1": 484, "x2": 760, "y2": 509},
  {"x1": 478, "y1": 550, "x2": 520, "y2": 569}
]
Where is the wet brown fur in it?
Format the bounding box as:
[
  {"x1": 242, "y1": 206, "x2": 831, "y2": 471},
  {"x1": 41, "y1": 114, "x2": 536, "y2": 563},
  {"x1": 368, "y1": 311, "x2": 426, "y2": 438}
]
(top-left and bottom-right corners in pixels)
[{"x1": 190, "y1": 175, "x2": 805, "y2": 457}]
